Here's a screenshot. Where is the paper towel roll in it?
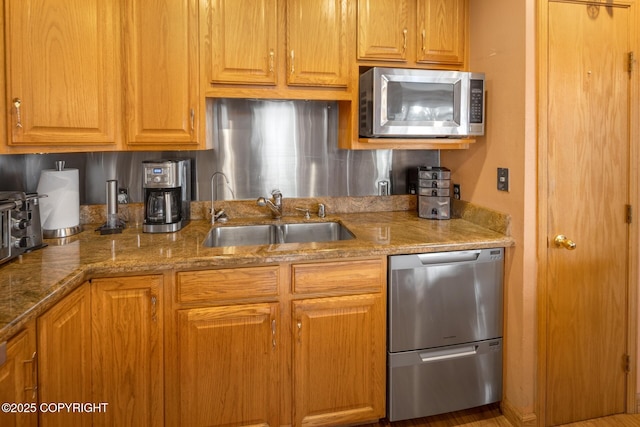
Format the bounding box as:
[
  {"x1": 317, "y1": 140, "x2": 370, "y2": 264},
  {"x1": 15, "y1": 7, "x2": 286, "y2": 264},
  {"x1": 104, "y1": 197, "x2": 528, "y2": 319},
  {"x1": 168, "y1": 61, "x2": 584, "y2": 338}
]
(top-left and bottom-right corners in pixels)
[{"x1": 37, "y1": 168, "x2": 80, "y2": 234}]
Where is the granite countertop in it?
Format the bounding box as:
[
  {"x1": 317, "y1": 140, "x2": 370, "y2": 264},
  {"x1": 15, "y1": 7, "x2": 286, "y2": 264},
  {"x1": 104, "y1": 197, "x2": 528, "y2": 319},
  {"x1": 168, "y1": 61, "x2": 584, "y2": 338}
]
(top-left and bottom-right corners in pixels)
[{"x1": 0, "y1": 197, "x2": 514, "y2": 343}]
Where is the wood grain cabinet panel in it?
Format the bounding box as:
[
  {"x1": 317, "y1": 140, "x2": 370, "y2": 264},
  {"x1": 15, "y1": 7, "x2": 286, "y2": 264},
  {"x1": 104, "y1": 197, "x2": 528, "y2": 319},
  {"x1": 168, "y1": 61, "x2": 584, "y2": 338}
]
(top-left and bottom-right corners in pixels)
[
  {"x1": 357, "y1": 0, "x2": 410, "y2": 61},
  {"x1": 123, "y1": 0, "x2": 200, "y2": 148},
  {"x1": 292, "y1": 258, "x2": 385, "y2": 295},
  {"x1": 177, "y1": 303, "x2": 280, "y2": 427},
  {"x1": 37, "y1": 285, "x2": 92, "y2": 427},
  {"x1": 4, "y1": 0, "x2": 119, "y2": 148},
  {"x1": 0, "y1": 322, "x2": 37, "y2": 427},
  {"x1": 91, "y1": 275, "x2": 164, "y2": 427},
  {"x1": 292, "y1": 294, "x2": 386, "y2": 426},
  {"x1": 176, "y1": 266, "x2": 280, "y2": 303},
  {"x1": 416, "y1": 0, "x2": 465, "y2": 65},
  {"x1": 209, "y1": 0, "x2": 278, "y2": 85},
  {"x1": 287, "y1": 0, "x2": 350, "y2": 87},
  {"x1": 356, "y1": 0, "x2": 466, "y2": 68}
]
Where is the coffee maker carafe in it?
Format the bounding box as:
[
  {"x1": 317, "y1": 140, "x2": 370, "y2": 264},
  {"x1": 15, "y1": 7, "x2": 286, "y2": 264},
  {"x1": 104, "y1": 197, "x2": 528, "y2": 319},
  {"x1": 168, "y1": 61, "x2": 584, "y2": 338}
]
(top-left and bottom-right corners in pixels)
[{"x1": 142, "y1": 159, "x2": 191, "y2": 233}]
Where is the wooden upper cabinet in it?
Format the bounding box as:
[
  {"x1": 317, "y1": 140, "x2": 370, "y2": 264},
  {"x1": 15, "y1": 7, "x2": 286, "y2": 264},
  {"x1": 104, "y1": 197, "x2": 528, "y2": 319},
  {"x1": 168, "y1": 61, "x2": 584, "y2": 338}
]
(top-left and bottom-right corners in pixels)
[
  {"x1": 356, "y1": 0, "x2": 466, "y2": 68},
  {"x1": 286, "y1": 0, "x2": 350, "y2": 87},
  {"x1": 357, "y1": 0, "x2": 410, "y2": 61},
  {"x1": 4, "y1": 0, "x2": 119, "y2": 148},
  {"x1": 124, "y1": 0, "x2": 200, "y2": 148},
  {"x1": 416, "y1": 0, "x2": 465, "y2": 65},
  {"x1": 209, "y1": 0, "x2": 278, "y2": 85}
]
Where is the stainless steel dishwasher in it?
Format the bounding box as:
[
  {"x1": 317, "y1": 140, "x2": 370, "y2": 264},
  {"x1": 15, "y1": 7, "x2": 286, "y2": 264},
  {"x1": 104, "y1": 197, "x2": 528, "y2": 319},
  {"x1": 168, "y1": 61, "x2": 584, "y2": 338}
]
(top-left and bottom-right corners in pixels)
[{"x1": 387, "y1": 248, "x2": 504, "y2": 422}]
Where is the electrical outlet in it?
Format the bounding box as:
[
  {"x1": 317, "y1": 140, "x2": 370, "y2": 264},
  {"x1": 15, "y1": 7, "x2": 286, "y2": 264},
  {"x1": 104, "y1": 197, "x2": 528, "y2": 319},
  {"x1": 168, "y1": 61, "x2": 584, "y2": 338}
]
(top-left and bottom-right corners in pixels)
[
  {"x1": 497, "y1": 168, "x2": 509, "y2": 192},
  {"x1": 453, "y1": 183, "x2": 461, "y2": 200},
  {"x1": 118, "y1": 187, "x2": 129, "y2": 204},
  {"x1": 378, "y1": 180, "x2": 389, "y2": 196}
]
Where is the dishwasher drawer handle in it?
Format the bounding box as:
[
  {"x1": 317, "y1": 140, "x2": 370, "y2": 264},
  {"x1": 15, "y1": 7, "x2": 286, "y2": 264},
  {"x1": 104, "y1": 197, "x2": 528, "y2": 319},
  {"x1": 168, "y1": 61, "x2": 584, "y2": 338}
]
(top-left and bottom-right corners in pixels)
[
  {"x1": 420, "y1": 345, "x2": 478, "y2": 363},
  {"x1": 417, "y1": 250, "x2": 481, "y2": 265}
]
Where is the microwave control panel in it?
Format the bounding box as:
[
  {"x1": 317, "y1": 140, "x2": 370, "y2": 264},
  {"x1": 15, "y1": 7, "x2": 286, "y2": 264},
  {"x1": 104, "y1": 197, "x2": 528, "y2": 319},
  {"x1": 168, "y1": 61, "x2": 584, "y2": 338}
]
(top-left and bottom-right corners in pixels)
[{"x1": 470, "y1": 79, "x2": 484, "y2": 124}]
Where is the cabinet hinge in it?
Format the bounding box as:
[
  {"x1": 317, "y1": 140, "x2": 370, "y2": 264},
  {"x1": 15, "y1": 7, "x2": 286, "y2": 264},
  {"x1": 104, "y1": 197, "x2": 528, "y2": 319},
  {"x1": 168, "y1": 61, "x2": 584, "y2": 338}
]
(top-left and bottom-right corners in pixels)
[
  {"x1": 626, "y1": 204, "x2": 633, "y2": 224},
  {"x1": 624, "y1": 354, "x2": 631, "y2": 373}
]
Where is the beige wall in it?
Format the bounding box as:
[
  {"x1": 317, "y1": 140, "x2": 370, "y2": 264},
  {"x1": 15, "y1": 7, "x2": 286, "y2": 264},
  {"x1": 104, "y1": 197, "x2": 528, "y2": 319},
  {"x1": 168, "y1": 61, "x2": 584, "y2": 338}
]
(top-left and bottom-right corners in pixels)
[{"x1": 441, "y1": 0, "x2": 538, "y2": 422}]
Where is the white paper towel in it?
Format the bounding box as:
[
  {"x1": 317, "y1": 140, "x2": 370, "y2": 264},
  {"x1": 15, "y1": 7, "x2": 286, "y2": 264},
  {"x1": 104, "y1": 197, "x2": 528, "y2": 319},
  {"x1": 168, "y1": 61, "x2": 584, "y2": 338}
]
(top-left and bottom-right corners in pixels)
[{"x1": 37, "y1": 168, "x2": 80, "y2": 231}]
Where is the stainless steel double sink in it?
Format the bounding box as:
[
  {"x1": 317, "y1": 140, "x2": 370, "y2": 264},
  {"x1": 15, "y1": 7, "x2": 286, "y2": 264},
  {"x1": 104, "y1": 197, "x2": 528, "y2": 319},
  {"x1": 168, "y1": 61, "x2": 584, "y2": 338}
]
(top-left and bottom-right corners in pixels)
[{"x1": 203, "y1": 221, "x2": 355, "y2": 247}]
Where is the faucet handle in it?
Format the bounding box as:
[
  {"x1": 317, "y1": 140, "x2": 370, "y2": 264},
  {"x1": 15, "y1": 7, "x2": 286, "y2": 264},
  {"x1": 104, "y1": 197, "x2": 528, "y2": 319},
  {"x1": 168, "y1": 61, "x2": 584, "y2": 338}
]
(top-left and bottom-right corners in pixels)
[
  {"x1": 318, "y1": 203, "x2": 326, "y2": 218},
  {"x1": 295, "y1": 207, "x2": 311, "y2": 220}
]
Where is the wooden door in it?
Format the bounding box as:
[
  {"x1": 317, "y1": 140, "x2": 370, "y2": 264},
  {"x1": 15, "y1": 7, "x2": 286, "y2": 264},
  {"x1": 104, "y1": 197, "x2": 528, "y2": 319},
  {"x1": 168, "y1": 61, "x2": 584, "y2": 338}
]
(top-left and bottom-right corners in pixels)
[
  {"x1": 91, "y1": 275, "x2": 163, "y2": 427},
  {"x1": 4, "y1": 0, "x2": 119, "y2": 148},
  {"x1": 209, "y1": 0, "x2": 278, "y2": 85},
  {"x1": 0, "y1": 323, "x2": 37, "y2": 427},
  {"x1": 416, "y1": 0, "x2": 465, "y2": 66},
  {"x1": 543, "y1": 1, "x2": 632, "y2": 425},
  {"x1": 37, "y1": 285, "x2": 92, "y2": 427},
  {"x1": 124, "y1": 0, "x2": 200, "y2": 147},
  {"x1": 292, "y1": 294, "x2": 385, "y2": 426},
  {"x1": 357, "y1": 0, "x2": 409, "y2": 61},
  {"x1": 177, "y1": 303, "x2": 279, "y2": 427},
  {"x1": 286, "y1": 0, "x2": 350, "y2": 87}
]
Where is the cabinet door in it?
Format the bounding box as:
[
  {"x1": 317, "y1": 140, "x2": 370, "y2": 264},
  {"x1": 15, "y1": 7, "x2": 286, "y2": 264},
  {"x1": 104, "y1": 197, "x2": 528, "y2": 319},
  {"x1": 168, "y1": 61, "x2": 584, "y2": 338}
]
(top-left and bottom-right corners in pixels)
[
  {"x1": 286, "y1": 0, "x2": 350, "y2": 87},
  {"x1": 91, "y1": 275, "x2": 163, "y2": 427},
  {"x1": 0, "y1": 323, "x2": 37, "y2": 427},
  {"x1": 177, "y1": 303, "x2": 279, "y2": 427},
  {"x1": 209, "y1": 0, "x2": 278, "y2": 85},
  {"x1": 4, "y1": 0, "x2": 119, "y2": 147},
  {"x1": 292, "y1": 294, "x2": 385, "y2": 426},
  {"x1": 37, "y1": 285, "x2": 92, "y2": 427},
  {"x1": 357, "y1": 0, "x2": 409, "y2": 61},
  {"x1": 416, "y1": 0, "x2": 465, "y2": 65},
  {"x1": 124, "y1": 0, "x2": 200, "y2": 147}
]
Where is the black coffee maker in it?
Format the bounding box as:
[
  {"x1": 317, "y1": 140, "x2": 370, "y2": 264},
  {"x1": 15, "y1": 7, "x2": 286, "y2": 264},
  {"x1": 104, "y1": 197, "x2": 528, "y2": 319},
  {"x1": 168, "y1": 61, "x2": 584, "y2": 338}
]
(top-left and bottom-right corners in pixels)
[{"x1": 142, "y1": 159, "x2": 191, "y2": 233}]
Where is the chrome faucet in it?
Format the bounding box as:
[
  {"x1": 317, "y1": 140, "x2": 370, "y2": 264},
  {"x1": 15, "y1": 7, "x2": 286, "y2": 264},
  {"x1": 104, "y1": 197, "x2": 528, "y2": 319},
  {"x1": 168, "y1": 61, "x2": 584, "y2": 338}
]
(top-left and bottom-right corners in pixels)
[
  {"x1": 257, "y1": 189, "x2": 283, "y2": 218},
  {"x1": 210, "y1": 171, "x2": 232, "y2": 224}
]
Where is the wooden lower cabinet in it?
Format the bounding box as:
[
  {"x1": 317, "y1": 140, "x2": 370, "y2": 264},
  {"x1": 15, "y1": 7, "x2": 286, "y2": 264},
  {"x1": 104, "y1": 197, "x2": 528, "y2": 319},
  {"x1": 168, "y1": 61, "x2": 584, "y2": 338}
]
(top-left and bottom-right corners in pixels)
[
  {"x1": 169, "y1": 257, "x2": 386, "y2": 427},
  {"x1": 35, "y1": 275, "x2": 163, "y2": 427},
  {"x1": 37, "y1": 284, "x2": 92, "y2": 427},
  {"x1": 0, "y1": 321, "x2": 37, "y2": 427},
  {"x1": 292, "y1": 294, "x2": 385, "y2": 426},
  {"x1": 176, "y1": 303, "x2": 280, "y2": 426},
  {"x1": 91, "y1": 275, "x2": 164, "y2": 427}
]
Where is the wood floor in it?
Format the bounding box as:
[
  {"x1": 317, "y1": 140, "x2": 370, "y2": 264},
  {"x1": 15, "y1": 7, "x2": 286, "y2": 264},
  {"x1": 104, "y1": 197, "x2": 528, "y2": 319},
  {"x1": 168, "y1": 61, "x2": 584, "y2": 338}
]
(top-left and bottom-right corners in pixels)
[{"x1": 363, "y1": 404, "x2": 640, "y2": 427}]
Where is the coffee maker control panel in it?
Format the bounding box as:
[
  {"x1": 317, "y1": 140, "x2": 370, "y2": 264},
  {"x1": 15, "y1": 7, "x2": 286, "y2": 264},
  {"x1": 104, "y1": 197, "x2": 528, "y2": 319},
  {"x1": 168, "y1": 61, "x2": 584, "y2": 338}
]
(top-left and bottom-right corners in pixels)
[{"x1": 144, "y1": 162, "x2": 183, "y2": 188}]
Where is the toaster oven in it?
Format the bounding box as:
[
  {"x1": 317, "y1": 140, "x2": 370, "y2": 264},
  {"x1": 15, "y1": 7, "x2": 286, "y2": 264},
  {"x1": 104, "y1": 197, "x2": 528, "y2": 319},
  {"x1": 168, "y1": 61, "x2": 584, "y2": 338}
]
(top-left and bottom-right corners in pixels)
[{"x1": 0, "y1": 191, "x2": 47, "y2": 266}]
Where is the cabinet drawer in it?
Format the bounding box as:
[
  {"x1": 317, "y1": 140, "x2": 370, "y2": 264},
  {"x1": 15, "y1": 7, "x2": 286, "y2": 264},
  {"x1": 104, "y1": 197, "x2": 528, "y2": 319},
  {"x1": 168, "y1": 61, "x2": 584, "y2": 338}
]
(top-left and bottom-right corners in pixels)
[
  {"x1": 176, "y1": 266, "x2": 280, "y2": 303},
  {"x1": 292, "y1": 258, "x2": 384, "y2": 295}
]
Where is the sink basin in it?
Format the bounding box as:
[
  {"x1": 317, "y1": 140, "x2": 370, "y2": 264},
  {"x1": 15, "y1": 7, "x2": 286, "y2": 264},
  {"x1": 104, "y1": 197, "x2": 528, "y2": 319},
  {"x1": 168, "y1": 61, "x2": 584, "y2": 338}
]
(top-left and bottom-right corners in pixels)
[
  {"x1": 203, "y1": 224, "x2": 276, "y2": 247},
  {"x1": 278, "y1": 222, "x2": 355, "y2": 243},
  {"x1": 203, "y1": 222, "x2": 355, "y2": 247}
]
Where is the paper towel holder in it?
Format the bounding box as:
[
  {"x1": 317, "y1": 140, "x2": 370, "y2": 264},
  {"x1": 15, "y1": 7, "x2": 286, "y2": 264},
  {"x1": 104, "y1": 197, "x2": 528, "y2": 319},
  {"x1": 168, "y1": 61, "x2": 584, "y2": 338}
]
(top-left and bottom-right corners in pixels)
[{"x1": 38, "y1": 160, "x2": 82, "y2": 239}]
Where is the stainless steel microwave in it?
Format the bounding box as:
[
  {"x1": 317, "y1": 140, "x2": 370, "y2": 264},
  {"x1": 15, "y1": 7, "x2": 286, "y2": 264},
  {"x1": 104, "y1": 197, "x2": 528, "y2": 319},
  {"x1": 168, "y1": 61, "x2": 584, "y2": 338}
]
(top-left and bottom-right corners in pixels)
[{"x1": 359, "y1": 67, "x2": 485, "y2": 138}]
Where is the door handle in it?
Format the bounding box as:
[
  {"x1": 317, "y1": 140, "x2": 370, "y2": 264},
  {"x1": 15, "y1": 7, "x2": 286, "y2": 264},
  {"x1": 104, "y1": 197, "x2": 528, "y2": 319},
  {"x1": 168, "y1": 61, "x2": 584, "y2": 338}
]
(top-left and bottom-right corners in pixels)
[{"x1": 554, "y1": 234, "x2": 576, "y2": 250}]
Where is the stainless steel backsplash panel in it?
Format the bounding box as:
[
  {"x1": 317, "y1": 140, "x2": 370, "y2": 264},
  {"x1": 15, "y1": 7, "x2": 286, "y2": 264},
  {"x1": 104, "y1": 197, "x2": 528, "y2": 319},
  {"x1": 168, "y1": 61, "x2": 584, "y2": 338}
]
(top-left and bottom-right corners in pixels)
[{"x1": 0, "y1": 99, "x2": 439, "y2": 204}]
